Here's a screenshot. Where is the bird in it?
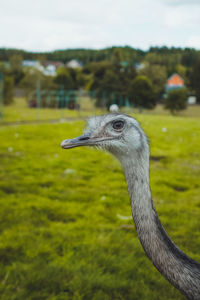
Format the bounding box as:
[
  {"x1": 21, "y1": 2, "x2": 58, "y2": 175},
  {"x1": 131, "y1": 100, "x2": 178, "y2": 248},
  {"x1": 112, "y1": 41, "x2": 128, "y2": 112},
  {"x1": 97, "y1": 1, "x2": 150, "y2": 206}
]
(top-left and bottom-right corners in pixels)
[{"x1": 61, "y1": 113, "x2": 200, "y2": 300}]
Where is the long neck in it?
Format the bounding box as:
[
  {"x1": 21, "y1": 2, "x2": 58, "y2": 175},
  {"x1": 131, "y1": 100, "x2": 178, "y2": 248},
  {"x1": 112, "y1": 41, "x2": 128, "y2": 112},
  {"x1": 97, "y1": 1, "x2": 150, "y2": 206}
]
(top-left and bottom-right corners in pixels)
[{"x1": 120, "y1": 151, "x2": 200, "y2": 300}]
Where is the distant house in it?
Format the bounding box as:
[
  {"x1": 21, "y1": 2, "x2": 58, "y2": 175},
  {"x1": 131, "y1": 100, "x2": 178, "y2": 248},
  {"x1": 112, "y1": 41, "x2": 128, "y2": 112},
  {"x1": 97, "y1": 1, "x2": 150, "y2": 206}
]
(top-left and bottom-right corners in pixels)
[
  {"x1": 66, "y1": 59, "x2": 82, "y2": 69},
  {"x1": 22, "y1": 60, "x2": 45, "y2": 73},
  {"x1": 42, "y1": 61, "x2": 64, "y2": 69},
  {"x1": 135, "y1": 62, "x2": 145, "y2": 70},
  {"x1": 165, "y1": 73, "x2": 184, "y2": 92},
  {"x1": 22, "y1": 60, "x2": 39, "y2": 68},
  {"x1": 165, "y1": 73, "x2": 196, "y2": 104},
  {"x1": 42, "y1": 61, "x2": 64, "y2": 76},
  {"x1": 43, "y1": 65, "x2": 57, "y2": 76},
  {"x1": 22, "y1": 60, "x2": 64, "y2": 76}
]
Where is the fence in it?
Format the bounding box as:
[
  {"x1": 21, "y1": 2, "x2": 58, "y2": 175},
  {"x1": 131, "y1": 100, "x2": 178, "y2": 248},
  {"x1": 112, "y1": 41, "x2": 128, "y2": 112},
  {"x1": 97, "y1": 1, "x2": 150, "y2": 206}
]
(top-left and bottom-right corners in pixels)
[{"x1": 0, "y1": 79, "x2": 132, "y2": 124}]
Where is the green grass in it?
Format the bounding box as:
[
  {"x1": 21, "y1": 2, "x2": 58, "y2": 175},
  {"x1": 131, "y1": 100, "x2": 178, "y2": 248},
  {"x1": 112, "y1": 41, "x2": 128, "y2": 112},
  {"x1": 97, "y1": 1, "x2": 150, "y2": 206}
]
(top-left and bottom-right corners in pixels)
[
  {"x1": 1, "y1": 98, "x2": 200, "y2": 124},
  {"x1": 0, "y1": 98, "x2": 100, "y2": 124},
  {"x1": 0, "y1": 114, "x2": 200, "y2": 299},
  {"x1": 137, "y1": 103, "x2": 200, "y2": 118}
]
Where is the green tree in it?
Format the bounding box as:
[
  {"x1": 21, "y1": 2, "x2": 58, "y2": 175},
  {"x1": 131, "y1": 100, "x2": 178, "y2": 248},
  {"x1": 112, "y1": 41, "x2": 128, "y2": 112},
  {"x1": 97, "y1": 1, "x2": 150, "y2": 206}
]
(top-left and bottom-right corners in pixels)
[
  {"x1": 164, "y1": 88, "x2": 188, "y2": 114},
  {"x1": 20, "y1": 69, "x2": 57, "y2": 97},
  {"x1": 76, "y1": 69, "x2": 90, "y2": 88},
  {"x1": 9, "y1": 55, "x2": 24, "y2": 85},
  {"x1": 129, "y1": 75, "x2": 156, "y2": 109},
  {"x1": 145, "y1": 53, "x2": 163, "y2": 65},
  {"x1": 9, "y1": 54, "x2": 22, "y2": 71},
  {"x1": 181, "y1": 49, "x2": 199, "y2": 67},
  {"x1": 96, "y1": 69, "x2": 121, "y2": 107},
  {"x1": 54, "y1": 67, "x2": 74, "y2": 90},
  {"x1": 4, "y1": 76, "x2": 14, "y2": 105},
  {"x1": 111, "y1": 48, "x2": 122, "y2": 68},
  {"x1": 0, "y1": 62, "x2": 7, "y2": 74},
  {"x1": 174, "y1": 64, "x2": 187, "y2": 79},
  {"x1": 190, "y1": 59, "x2": 200, "y2": 103},
  {"x1": 88, "y1": 61, "x2": 115, "y2": 99},
  {"x1": 88, "y1": 60, "x2": 136, "y2": 108},
  {"x1": 139, "y1": 64, "x2": 167, "y2": 99}
]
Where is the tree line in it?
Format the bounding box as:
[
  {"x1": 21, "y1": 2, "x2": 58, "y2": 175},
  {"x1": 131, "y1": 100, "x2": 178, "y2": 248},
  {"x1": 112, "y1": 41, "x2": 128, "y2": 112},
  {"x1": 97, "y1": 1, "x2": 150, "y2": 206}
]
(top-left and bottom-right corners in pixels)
[
  {"x1": 0, "y1": 46, "x2": 199, "y2": 66},
  {"x1": 0, "y1": 46, "x2": 200, "y2": 112}
]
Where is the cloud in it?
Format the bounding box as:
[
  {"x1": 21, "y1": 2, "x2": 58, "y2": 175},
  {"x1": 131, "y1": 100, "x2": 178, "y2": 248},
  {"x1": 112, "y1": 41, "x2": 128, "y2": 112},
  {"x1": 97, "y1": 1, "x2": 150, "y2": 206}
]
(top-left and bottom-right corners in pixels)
[
  {"x1": 0, "y1": 0, "x2": 200, "y2": 51},
  {"x1": 164, "y1": 0, "x2": 200, "y2": 6},
  {"x1": 187, "y1": 36, "x2": 200, "y2": 48},
  {"x1": 164, "y1": 4, "x2": 200, "y2": 28}
]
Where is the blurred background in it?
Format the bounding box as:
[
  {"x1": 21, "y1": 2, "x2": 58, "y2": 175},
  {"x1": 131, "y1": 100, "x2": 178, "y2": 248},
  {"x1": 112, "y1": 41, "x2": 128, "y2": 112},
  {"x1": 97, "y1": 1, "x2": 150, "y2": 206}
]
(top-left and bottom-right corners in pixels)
[{"x1": 0, "y1": 0, "x2": 200, "y2": 299}]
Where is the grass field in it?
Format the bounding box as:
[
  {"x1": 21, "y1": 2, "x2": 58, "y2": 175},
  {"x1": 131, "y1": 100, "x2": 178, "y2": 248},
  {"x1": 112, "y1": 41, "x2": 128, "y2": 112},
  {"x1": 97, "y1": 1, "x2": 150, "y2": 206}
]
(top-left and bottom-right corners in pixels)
[
  {"x1": 0, "y1": 98, "x2": 98, "y2": 124},
  {"x1": 0, "y1": 111, "x2": 200, "y2": 299},
  {"x1": 0, "y1": 98, "x2": 200, "y2": 124}
]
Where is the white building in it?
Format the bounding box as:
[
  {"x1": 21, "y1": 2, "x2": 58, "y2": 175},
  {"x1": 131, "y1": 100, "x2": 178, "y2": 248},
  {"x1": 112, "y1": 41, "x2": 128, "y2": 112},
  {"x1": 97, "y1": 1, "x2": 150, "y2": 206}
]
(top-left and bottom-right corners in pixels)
[
  {"x1": 43, "y1": 65, "x2": 56, "y2": 76},
  {"x1": 66, "y1": 59, "x2": 82, "y2": 69},
  {"x1": 22, "y1": 60, "x2": 45, "y2": 73}
]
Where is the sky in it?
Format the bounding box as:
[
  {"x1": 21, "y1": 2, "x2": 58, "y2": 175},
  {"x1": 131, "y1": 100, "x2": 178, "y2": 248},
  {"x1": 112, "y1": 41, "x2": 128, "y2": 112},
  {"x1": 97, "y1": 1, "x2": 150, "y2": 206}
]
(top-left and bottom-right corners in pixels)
[{"x1": 0, "y1": 0, "x2": 200, "y2": 52}]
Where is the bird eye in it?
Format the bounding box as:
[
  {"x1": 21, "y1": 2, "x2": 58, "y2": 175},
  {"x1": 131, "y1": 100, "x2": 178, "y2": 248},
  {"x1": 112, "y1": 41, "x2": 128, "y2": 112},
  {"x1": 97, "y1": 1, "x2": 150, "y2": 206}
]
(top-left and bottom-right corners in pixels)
[{"x1": 112, "y1": 120, "x2": 124, "y2": 131}]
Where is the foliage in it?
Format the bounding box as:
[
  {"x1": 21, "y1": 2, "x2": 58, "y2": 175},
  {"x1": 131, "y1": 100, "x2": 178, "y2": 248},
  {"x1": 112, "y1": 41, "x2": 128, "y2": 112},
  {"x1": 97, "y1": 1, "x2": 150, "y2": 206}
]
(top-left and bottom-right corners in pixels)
[
  {"x1": 1, "y1": 46, "x2": 199, "y2": 67},
  {"x1": 0, "y1": 114, "x2": 200, "y2": 300},
  {"x1": 129, "y1": 75, "x2": 156, "y2": 109},
  {"x1": 9, "y1": 55, "x2": 23, "y2": 72},
  {"x1": 9, "y1": 55, "x2": 24, "y2": 85},
  {"x1": 164, "y1": 88, "x2": 188, "y2": 114},
  {"x1": 181, "y1": 49, "x2": 199, "y2": 67},
  {"x1": 174, "y1": 64, "x2": 187, "y2": 80},
  {"x1": 20, "y1": 69, "x2": 57, "y2": 97},
  {"x1": 87, "y1": 60, "x2": 136, "y2": 108},
  {"x1": 76, "y1": 69, "x2": 89, "y2": 88},
  {"x1": 139, "y1": 64, "x2": 167, "y2": 99},
  {"x1": 0, "y1": 63, "x2": 7, "y2": 74},
  {"x1": 0, "y1": 46, "x2": 200, "y2": 108},
  {"x1": 3, "y1": 76, "x2": 14, "y2": 105},
  {"x1": 54, "y1": 67, "x2": 74, "y2": 90},
  {"x1": 96, "y1": 69, "x2": 122, "y2": 108},
  {"x1": 190, "y1": 59, "x2": 200, "y2": 103}
]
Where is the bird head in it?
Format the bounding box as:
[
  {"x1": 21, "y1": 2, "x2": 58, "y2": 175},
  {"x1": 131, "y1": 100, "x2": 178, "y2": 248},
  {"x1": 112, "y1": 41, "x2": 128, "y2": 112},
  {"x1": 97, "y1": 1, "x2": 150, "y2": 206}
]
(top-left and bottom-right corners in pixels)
[{"x1": 61, "y1": 113, "x2": 149, "y2": 160}]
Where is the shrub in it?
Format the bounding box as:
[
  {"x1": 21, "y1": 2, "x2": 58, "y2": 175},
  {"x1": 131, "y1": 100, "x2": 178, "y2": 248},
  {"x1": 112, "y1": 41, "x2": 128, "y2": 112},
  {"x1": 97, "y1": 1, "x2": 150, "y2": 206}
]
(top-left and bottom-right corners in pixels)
[
  {"x1": 4, "y1": 76, "x2": 14, "y2": 105},
  {"x1": 129, "y1": 76, "x2": 156, "y2": 109},
  {"x1": 164, "y1": 88, "x2": 188, "y2": 114}
]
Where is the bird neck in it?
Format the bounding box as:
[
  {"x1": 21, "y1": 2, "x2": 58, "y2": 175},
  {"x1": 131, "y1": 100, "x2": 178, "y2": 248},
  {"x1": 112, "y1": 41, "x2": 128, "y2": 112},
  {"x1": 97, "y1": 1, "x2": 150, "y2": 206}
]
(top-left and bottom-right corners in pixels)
[{"x1": 120, "y1": 151, "x2": 200, "y2": 300}]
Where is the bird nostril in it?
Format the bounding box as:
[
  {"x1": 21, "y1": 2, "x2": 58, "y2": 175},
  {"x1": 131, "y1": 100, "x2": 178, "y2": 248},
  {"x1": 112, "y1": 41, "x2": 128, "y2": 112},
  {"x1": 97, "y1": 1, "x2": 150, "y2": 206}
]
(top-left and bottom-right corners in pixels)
[{"x1": 79, "y1": 136, "x2": 90, "y2": 141}]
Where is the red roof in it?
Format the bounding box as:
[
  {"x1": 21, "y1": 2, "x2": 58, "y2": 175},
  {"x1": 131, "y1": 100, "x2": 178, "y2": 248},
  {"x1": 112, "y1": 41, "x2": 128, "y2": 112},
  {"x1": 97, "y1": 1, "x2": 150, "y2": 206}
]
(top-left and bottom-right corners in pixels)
[
  {"x1": 42, "y1": 61, "x2": 64, "y2": 68},
  {"x1": 167, "y1": 73, "x2": 184, "y2": 87}
]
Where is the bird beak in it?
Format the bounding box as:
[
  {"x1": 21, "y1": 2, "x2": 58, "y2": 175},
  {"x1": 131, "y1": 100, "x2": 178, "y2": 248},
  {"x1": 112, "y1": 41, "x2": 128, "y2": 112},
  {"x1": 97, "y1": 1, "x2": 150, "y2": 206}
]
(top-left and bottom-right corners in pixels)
[
  {"x1": 61, "y1": 134, "x2": 92, "y2": 149},
  {"x1": 61, "y1": 134, "x2": 115, "y2": 149}
]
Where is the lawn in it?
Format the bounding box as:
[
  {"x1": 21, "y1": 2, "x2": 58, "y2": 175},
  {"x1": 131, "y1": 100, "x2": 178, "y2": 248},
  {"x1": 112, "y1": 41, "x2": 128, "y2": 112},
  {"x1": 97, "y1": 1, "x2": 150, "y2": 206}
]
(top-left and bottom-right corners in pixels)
[
  {"x1": 0, "y1": 113, "x2": 200, "y2": 299},
  {"x1": 1, "y1": 98, "x2": 200, "y2": 124},
  {"x1": 0, "y1": 98, "x2": 99, "y2": 124}
]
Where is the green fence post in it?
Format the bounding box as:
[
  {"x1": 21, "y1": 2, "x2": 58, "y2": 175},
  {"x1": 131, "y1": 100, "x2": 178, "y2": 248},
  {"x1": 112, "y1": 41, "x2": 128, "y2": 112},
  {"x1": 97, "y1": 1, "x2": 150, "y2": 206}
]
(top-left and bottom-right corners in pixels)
[
  {"x1": 102, "y1": 92, "x2": 106, "y2": 111},
  {"x1": 59, "y1": 85, "x2": 65, "y2": 120},
  {"x1": 119, "y1": 95, "x2": 123, "y2": 107},
  {"x1": 125, "y1": 97, "x2": 130, "y2": 107},
  {"x1": 47, "y1": 93, "x2": 51, "y2": 107},
  {"x1": 111, "y1": 92, "x2": 115, "y2": 105},
  {"x1": 65, "y1": 92, "x2": 69, "y2": 110},
  {"x1": 0, "y1": 73, "x2": 4, "y2": 121},
  {"x1": 76, "y1": 90, "x2": 81, "y2": 118}
]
